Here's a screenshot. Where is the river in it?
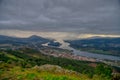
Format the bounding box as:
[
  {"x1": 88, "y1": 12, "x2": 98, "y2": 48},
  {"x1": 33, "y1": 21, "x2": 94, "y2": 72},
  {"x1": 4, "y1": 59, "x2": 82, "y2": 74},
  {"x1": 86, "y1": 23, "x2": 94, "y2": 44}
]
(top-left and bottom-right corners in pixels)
[{"x1": 59, "y1": 40, "x2": 120, "y2": 61}]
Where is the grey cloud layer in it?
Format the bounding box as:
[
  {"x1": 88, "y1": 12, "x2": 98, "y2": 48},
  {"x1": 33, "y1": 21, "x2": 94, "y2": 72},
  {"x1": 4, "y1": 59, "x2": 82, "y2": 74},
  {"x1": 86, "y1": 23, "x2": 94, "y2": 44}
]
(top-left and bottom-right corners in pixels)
[{"x1": 0, "y1": 0, "x2": 120, "y2": 34}]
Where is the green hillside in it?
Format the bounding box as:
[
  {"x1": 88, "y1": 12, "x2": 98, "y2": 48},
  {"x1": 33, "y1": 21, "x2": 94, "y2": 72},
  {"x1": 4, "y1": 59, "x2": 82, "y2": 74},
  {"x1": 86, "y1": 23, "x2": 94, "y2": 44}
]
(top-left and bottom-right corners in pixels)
[
  {"x1": 0, "y1": 64, "x2": 112, "y2": 80},
  {"x1": 0, "y1": 48, "x2": 119, "y2": 80}
]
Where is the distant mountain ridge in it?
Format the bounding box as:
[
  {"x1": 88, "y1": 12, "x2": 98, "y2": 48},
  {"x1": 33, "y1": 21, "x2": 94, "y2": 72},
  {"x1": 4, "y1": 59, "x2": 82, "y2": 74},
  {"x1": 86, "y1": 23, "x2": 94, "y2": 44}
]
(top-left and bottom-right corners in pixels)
[{"x1": 0, "y1": 35, "x2": 52, "y2": 48}]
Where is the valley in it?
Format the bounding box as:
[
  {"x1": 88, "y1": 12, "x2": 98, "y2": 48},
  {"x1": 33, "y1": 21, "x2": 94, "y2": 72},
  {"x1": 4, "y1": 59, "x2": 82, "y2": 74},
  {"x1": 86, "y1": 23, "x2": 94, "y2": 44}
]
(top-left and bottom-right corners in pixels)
[{"x1": 0, "y1": 35, "x2": 120, "y2": 80}]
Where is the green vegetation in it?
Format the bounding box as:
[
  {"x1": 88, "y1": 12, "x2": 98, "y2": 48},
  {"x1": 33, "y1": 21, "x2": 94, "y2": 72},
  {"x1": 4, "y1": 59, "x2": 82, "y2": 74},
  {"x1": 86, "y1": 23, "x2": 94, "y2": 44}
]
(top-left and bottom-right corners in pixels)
[
  {"x1": 95, "y1": 64, "x2": 112, "y2": 79},
  {"x1": 0, "y1": 64, "x2": 110, "y2": 80},
  {"x1": 0, "y1": 49, "x2": 119, "y2": 80},
  {"x1": 66, "y1": 38, "x2": 120, "y2": 56},
  {"x1": 76, "y1": 48, "x2": 117, "y2": 57}
]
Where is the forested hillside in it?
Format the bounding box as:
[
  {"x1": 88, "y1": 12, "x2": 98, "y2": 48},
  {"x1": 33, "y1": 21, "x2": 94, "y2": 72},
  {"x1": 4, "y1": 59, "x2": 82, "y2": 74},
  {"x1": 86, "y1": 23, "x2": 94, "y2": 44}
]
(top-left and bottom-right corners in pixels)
[{"x1": 0, "y1": 48, "x2": 119, "y2": 80}]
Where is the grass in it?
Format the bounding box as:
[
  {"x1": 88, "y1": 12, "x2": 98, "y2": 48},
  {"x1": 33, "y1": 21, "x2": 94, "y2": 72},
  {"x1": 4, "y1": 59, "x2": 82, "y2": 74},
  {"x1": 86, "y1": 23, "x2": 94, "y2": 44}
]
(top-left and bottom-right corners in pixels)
[
  {"x1": 0, "y1": 49, "x2": 116, "y2": 80},
  {"x1": 0, "y1": 64, "x2": 111, "y2": 80}
]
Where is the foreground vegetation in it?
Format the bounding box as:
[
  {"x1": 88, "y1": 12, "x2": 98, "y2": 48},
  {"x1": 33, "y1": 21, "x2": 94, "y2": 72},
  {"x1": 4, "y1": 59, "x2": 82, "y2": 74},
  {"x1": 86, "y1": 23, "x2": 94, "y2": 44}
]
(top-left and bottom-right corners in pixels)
[
  {"x1": 0, "y1": 48, "x2": 119, "y2": 80},
  {"x1": 0, "y1": 64, "x2": 113, "y2": 80}
]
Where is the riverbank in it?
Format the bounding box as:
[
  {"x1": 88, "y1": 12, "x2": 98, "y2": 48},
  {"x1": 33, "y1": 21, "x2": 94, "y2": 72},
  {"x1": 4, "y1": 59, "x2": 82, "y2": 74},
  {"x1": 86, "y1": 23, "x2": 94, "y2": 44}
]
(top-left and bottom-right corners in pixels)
[
  {"x1": 56, "y1": 40, "x2": 120, "y2": 61},
  {"x1": 40, "y1": 46, "x2": 120, "y2": 67}
]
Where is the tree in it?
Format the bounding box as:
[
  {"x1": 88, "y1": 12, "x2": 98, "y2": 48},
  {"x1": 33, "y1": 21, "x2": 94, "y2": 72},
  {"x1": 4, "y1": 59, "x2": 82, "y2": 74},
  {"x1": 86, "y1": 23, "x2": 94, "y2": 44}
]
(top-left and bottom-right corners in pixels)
[{"x1": 95, "y1": 64, "x2": 112, "y2": 79}]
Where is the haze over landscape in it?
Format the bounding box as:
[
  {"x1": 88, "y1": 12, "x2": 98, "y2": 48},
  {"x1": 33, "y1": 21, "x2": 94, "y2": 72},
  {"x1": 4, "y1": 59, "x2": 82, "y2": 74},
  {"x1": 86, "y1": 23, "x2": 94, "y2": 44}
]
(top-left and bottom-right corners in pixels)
[{"x1": 0, "y1": 0, "x2": 120, "y2": 80}]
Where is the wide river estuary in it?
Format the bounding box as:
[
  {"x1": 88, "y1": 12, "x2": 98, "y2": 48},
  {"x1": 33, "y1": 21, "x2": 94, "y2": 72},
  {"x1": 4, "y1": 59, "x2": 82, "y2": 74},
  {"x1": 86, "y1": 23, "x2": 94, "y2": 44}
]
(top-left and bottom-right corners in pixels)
[{"x1": 59, "y1": 41, "x2": 120, "y2": 61}]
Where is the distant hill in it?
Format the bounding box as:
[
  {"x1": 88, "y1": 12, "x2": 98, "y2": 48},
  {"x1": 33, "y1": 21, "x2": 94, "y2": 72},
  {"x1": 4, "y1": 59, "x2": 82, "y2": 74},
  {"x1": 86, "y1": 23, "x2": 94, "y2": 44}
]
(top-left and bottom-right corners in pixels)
[
  {"x1": 0, "y1": 35, "x2": 63, "y2": 49},
  {"x1": 0, "y1": 35, "x2": 57, "y2": 49},
  {"x1": 0, "y1": 35, "x2": 51, "y2": 44},
  {"x1": 65, "y1": 37, "x2": 120, "y2": 56}
]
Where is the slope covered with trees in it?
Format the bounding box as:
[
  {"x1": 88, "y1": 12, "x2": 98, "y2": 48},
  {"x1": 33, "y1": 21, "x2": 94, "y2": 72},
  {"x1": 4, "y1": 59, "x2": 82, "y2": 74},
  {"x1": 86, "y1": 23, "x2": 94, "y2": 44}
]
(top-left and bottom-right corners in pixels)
[{"x1": 0, "y1": 48, "x2": 119, "y2": 80}]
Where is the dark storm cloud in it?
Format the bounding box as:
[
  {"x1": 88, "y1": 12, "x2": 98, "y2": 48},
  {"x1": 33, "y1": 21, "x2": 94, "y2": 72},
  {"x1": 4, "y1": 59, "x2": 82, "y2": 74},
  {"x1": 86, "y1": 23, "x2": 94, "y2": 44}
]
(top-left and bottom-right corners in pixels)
[{"x1": 0, "y1": 0, "x2": 120, "y2": 34}]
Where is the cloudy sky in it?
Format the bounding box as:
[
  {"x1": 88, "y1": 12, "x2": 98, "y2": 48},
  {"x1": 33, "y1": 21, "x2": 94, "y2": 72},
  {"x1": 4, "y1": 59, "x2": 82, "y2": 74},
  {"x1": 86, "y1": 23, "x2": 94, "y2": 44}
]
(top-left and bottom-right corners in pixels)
[{"x1": 0, "y1": 0, "x2": 120, "y2": 39}]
